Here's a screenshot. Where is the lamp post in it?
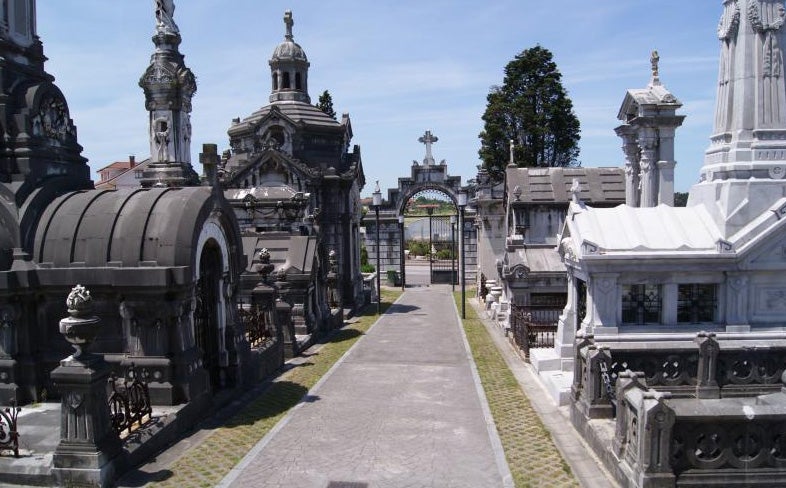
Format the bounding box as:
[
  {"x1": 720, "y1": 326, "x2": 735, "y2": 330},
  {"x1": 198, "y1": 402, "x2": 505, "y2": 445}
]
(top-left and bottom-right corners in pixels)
[
  {"x1": 372, "y1": 181, "x2": 382, "y2": 315},
  {"x1": 458, "y1": 189, "x2": 468, "y2": 319},
  {"x1": 450, "y1": 214, "x2": 456, "y2": 292},
  {"x1": 398, "y1": 214, "x2": 405, "y2": 291},
  {"x1": 427, "y1": 206, "x2": 434, "y2": 282}
]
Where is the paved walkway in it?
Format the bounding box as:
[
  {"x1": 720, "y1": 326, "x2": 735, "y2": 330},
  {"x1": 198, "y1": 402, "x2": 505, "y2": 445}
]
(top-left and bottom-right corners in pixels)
[{"x1": 219, "y1": 286, "x2": 511, "y2": 488}]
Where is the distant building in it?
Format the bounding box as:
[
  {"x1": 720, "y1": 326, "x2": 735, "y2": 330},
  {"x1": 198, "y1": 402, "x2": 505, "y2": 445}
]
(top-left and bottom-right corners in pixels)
[{"x1": 95, "y1": 156, "x2": 152, "y2": 189}]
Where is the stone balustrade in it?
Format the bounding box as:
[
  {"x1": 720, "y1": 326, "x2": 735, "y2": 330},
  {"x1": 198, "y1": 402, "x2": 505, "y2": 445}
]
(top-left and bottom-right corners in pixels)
[
  {"x1": 572, "y1": 332, "x2": 786, "y2": 419},
  {"x1": 600, "y1": 369, "x2": 786, "y2": 487}
]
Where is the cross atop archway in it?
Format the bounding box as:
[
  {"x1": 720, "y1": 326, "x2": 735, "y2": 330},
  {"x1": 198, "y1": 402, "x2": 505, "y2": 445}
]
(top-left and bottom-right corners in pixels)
[{"x1": 418, "y1": 130, "x2": 438, "y2": 166}]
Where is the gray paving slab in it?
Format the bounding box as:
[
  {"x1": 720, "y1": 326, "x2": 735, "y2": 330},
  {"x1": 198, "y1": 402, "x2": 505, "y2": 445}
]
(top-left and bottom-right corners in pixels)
[{"x1": 219, "y1": 286, "x2": 511, "y2": 488}]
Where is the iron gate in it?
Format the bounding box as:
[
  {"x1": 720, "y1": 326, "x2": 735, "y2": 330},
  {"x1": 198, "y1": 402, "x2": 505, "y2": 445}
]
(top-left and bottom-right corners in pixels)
[{"x1": 429, "y1": 214, "x2": 457, "y2": 284}]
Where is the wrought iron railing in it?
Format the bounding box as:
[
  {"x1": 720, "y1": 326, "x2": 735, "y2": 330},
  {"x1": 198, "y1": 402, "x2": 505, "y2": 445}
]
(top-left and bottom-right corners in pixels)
[
  {"x1": 237, "y1": 301, "x2": 274, "y2": 348},
  {"x1": 0, "y1": 402, "x2": 19, "y2": 457},
  {"x1": 509, "y1": 305, "x2": 560, "y2": 360},
  {"x1": 108, "y1": 363, "x2": 152, "y2": 436}
]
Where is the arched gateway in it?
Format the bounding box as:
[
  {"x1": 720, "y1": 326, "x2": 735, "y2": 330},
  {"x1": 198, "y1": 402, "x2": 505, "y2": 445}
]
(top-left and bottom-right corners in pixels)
[{"x1": 363, "y1": 131, "x2": 476, "y2": 287}]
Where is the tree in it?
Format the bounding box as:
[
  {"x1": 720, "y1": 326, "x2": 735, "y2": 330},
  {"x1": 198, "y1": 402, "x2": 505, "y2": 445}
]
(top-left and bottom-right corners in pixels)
[
  {"x1": 316, "y1": 90, "x2": 336, "y2": 119},
  {"x1": 479, "y1": 45, "x2": 580, "y2": 179},
  {"x1": 674, "y1": 192, "x2": 688, "y2": 207}
]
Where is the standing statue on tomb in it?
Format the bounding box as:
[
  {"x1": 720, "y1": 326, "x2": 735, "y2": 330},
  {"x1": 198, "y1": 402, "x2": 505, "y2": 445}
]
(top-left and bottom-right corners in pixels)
[
  {"x1": 154, "y1": 0, "x2": 178, "y2": 34},
  {"x1": 153, "y1": 117, "x2": 170, "y2": 162}
]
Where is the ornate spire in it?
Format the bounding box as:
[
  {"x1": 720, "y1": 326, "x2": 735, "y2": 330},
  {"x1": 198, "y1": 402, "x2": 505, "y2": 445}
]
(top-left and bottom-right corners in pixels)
[
  {"x1": 690, "y1": 0, "x2": 786, "y2": 236},
  {"x1": 139, "y1": 0, "x2": 199, "y2": 187},
  {"x1": 269, "y1": 10, "x2": 311, "y2": 104}
]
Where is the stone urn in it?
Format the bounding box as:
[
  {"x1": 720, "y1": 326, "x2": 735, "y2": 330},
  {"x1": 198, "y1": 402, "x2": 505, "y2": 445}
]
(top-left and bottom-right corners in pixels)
[{"x1": 58, "y1": 284, "x2": 101, "y2": 361}]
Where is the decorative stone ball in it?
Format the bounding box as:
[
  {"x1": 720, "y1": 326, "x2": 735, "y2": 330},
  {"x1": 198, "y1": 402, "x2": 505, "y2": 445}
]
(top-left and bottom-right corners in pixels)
[{"x1": 66, "y1": 284, "x2": 93, "y2": 317}]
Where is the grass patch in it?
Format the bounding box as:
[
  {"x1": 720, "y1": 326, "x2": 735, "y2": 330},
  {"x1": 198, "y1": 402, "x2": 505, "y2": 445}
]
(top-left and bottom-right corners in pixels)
[
  {"x1": 454, "y1": 292, "x2": 578, "y2": 488},
  {"x1": 151, "y1": 289, "x2": 403, "y2": 488}
]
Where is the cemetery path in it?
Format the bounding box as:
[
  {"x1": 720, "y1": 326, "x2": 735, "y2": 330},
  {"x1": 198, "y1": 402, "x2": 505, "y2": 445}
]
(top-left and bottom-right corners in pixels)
[{"x1": 218, "y1": 285, "x2": 512, "y2": 488}]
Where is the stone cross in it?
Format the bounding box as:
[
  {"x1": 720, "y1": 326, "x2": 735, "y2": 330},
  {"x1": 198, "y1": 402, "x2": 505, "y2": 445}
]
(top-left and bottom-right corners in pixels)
[
  {"x1": 284, "y1": 10, "x2": 294, "y2": 40},
  {"x1": 418, "y1": 130, "x2": 438, "y2": 166}
]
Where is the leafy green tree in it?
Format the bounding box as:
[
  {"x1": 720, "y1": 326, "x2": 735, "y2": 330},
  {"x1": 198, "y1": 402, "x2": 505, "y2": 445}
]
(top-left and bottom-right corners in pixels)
[
  {"x1": 316, "y1": 90, "x2": 336, "y2": 119},
  {"x1": 479, "y1": 45, "x2": 580, "y2": 179}
]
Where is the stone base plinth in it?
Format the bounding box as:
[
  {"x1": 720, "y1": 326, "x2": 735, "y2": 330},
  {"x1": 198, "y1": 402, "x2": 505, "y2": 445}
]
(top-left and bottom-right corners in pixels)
[{"x1": 53, "y1": 444, "x2": 121, "y2": 488}]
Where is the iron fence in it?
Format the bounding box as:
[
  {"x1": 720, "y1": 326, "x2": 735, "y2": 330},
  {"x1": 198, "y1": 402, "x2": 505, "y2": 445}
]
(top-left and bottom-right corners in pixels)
[{"x1": 108, "y1": 363, "x2": 152, "y2": 436}]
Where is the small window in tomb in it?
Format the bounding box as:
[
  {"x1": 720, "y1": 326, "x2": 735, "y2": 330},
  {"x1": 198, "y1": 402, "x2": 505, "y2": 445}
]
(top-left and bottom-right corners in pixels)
[
  {"x1": 134, "y1": 170, "x2": 143, "y2": 179},
  {"x1": 295, "y1": 72, "x2": 302, "y2": 90},
  {"x1": 621, "y1": 284, "x2": 661, "y2": 325},
  {"x1": 272, "y1": 73, "x2": 278, "y2": 91},
  {"x1": 282, "y1": 72, "x2": 291, "y2": 89},
  {"x1": 677, "y1": 284, "x2": 717, "y2": 324}
]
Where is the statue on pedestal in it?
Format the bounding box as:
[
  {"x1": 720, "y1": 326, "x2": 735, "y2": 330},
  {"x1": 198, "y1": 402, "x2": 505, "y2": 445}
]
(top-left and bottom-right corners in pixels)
[{"x1": 154, "y1": 0, "x2": 178, "y2": 34}]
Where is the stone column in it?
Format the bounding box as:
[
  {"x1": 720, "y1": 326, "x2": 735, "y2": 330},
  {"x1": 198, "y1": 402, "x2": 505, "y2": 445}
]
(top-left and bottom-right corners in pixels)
[
  {"x1": 656, "y1": 126, "x2": 678, "y2": 206},
  {"x1": 51, "y1": 286, "x2": 121, "y2": 488},
  {"x1": 617, "y1": 126, "x2": 641, "y2": 207}
]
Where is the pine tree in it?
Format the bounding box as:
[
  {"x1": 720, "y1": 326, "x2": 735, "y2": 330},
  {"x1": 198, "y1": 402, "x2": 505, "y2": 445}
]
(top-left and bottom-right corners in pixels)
[
  {"x1": 479, "y1": 46, "x2": 580, "y2": 180},
  {"x1": 316, "y1": 90, "x2": 336, "y2": 119}
]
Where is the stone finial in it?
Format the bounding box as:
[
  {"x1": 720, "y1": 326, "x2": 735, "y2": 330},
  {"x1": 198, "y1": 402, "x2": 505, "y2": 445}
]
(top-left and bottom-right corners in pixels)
[
  {"x1": 284, "y1": 10, "x2": 294, "y2": 40},
  {"x1": 66, "y1": 284, "x2": 93, "y2": 316},
  {"x1": 257, "y1": 248, "x2": 271, "y2": 264},
  {"x1": 60, "y1": 285, "x2": 101, "y2": 361}
]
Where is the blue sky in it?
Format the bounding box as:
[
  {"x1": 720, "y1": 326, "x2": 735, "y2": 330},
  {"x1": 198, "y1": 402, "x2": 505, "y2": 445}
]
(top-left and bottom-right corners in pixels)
[{"x1": 37, "y1": 1, "x2": 720, "y2": 195}]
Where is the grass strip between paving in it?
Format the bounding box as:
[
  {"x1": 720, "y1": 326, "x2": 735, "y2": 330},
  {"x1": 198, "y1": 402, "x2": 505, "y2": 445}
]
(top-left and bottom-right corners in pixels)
[
  {"x1": 150, "y1": 289, "x2": 403, "y2": 488},
  {"x1": 454, "y1": 292, "x2": 578, "y2": 488}
]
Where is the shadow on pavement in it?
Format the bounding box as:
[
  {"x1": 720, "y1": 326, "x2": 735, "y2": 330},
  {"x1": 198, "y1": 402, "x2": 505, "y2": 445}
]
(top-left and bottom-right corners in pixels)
[
  {"x1": 225, "y1": 381, "x2": 312, "y2": 428},
  {"x1": 329, "y1": 328, "x2": 364, "y2": 345},
  {"x1": 385, "y1": 304, "x2": 420, "y2": 314},
  {"x1": 118, "y1": 468, "x2": 173, "y2": 486}
]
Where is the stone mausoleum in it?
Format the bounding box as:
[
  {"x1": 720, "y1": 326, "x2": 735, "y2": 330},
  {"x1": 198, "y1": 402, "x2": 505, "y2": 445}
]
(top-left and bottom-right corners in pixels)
[
  {"x1": 0, "y1": 0, "x2": 256, "y2": 411},
  {"x1": 0, "y1": 2, "x2": 375, "y2": 484},
  {"x1": 218, "y1": 11, "x2": 366, "y2": 354},
  {"x1": 551, "y1": 1, "x2": 786, "y2": 485}
]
